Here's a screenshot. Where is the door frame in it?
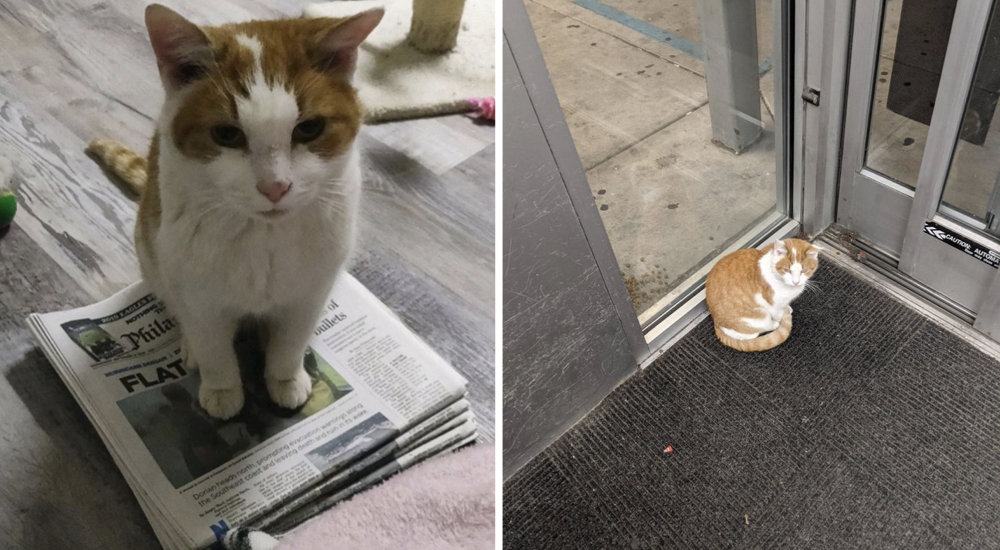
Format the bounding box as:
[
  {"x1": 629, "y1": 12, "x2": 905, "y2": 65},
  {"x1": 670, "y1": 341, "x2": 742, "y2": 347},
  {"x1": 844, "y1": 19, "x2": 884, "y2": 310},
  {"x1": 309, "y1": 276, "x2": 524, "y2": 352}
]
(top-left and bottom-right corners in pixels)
[
  {"x1": 834, "y1": 0, "x2": 1000, "y2": 340},
  {"x1": 504, "y1": 0, "x2": 650, "y2": 363},
  {"x1": 798, "y1": 0, "x2": 854, "y2": 237},
  {"x1": 643, "y1": 0, "x2": 856, "y2": 361},
  {"x1": 642, "y1": 0, "x2": 801, "y2": 357},
  {"x1": 503, "y1": 1, "x2": 647, "y2": 477},
  {"x1": 506, "y1": 0, "x2": 817, "y2": 367},
  {"x1": 507, "y1": 0, "x2": 820, "y2": 366}
]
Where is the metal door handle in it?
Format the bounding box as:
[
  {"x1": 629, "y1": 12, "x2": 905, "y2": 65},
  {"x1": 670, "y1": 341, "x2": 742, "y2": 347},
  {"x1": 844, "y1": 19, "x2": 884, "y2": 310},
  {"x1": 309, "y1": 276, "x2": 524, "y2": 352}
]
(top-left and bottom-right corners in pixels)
[{"x1": 802, "y1": 86, "x2": 821, "y2": 106}]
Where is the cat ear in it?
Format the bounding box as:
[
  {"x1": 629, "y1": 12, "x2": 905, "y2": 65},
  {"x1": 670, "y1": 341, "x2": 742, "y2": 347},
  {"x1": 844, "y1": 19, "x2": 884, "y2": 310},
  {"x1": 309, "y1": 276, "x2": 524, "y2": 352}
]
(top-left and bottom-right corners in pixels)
[
  {"x1": 773, "y1": 240, "x2": 788, "y2": 257},
  {"x1": 806, "y1": 246, "x2": 822, "y2": 259},
  {"x1": 145, "y1": 4, "x2": 213, "y2": 92},
  {"x1": 311, "y1": 9, "x2": 384, "y2": 79}
]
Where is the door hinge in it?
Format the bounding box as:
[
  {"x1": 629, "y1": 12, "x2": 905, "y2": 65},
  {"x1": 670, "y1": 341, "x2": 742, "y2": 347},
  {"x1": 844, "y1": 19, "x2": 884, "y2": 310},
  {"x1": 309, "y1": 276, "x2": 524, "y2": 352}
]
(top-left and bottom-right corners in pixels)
[{"x1": 802, "y1": 86, "x2": 821, "y2": 106}]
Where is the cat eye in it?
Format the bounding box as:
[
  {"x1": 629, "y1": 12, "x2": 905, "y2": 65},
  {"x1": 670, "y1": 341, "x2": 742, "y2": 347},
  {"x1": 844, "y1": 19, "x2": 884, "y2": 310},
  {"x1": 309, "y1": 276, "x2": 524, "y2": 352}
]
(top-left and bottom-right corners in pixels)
[
  {"x1": 293, "y1": 118, "x2": 326, "y2": 143},
  {"x1": 211, "y1": 125, "x2": 246, "y2": 148}
]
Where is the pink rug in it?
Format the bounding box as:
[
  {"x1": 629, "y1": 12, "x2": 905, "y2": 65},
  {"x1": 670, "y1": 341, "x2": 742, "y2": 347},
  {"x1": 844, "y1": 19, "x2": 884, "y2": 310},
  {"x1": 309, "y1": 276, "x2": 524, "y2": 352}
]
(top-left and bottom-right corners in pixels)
[{"x1": 277, "y1": 443, "x2": 494, "y2": 550}]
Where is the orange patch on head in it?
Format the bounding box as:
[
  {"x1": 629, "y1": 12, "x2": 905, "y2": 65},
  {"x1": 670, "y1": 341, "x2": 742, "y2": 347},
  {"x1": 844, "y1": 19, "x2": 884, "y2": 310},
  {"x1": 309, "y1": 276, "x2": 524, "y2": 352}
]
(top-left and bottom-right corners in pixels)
[
  {"x1": 168, "y1": 16, "x2": 371, "y2": 160},
  {"x1": 291, "y1": 75, "x2": 361, "y2": 158},
  {"x1": 774, "y1": 238, "x2": 820, "y2": 276},
  {"x1": 171, "y1": 78, "x2": 238, "y2": 159}
]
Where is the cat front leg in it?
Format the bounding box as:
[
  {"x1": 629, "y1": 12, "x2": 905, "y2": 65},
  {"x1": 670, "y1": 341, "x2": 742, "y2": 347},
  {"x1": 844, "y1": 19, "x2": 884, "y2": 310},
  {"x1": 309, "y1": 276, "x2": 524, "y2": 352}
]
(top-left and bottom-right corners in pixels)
[
  {"x1": 177, "y1": 305, "x2": 244, "y2": 419},
  {"x1": 263, "y1": 301, "x2": 322, "y2": 410}
]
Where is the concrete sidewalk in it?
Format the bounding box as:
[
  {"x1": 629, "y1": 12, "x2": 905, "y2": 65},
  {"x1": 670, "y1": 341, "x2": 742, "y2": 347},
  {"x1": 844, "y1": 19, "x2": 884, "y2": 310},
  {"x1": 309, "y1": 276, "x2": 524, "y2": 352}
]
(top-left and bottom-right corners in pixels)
[
  {"x1": 526, "y1": 0, "x2": 777, "y2": 315},
  {"x1": 527, "y1": 0, "x2": 1000, "y2": 317}
]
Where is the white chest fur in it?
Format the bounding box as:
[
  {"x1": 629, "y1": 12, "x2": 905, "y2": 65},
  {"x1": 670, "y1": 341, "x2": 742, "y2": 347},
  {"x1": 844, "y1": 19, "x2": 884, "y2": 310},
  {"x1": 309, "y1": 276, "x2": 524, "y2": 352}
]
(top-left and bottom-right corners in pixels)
[
  {"x1": 758, "y1": 252, "x2": 806, "y2": 319},
  {"x1": 148, "y1": 137, "x2": 361, "y2": 316},
  {"x1": 155, "y1": 205, "x2": 354, "y2": 314}
]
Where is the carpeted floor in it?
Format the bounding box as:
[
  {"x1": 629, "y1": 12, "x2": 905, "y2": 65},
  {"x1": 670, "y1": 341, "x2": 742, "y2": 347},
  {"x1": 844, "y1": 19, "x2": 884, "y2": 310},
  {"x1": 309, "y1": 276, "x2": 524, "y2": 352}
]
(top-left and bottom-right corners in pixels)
[
  {"x1": 305, "y1": 0, "x2": 495, "y2": 123},
  {"x1": 503, "y1": 260, "x2": 1000, "y2": 549}
]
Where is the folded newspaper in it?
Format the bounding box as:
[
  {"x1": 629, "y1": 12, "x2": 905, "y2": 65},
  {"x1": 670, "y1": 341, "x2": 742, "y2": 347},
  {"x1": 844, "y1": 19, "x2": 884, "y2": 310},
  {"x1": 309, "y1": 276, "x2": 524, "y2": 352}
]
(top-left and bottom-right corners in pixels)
[{"x1": 27, "y1": 273, "x2": 477, "y2": 550}]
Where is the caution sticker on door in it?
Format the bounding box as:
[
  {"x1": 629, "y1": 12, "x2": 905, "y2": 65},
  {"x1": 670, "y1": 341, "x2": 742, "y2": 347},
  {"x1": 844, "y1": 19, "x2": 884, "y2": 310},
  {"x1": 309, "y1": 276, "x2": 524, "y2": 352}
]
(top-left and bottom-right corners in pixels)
[{"x1": 923, "y1": 221, "x2": 1000, "y2": 269}]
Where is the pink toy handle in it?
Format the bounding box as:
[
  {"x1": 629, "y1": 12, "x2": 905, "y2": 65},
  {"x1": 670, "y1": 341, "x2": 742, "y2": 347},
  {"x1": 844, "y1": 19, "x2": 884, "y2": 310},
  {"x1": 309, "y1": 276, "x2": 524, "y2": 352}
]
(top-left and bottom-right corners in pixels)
[{"x1": 468, "y1": 97, "x2": 495, "y2": 121}]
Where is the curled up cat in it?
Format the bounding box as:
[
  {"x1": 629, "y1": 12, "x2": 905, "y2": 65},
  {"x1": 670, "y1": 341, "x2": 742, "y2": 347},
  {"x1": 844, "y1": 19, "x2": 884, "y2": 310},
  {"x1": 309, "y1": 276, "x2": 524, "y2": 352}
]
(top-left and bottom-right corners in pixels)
[
  {"x1": 87, "y1": 5, "x2": 383, "y2": 419},
  {"x1": 705, "y1": 238, "x2": 821, "y2": 352}
]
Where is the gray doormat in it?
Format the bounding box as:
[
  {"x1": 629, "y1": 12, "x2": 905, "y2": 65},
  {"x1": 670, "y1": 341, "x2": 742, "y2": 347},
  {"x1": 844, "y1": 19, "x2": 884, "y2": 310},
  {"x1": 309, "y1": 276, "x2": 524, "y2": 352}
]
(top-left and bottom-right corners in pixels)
[{"x1": 503, "y1": 260, "x2": 1000, "y2": 549}]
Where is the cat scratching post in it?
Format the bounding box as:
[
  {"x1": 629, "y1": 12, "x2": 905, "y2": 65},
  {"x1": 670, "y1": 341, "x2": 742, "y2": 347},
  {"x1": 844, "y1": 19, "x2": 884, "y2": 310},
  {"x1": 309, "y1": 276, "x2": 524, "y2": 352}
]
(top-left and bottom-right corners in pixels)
[{"x1": 407, "y1": 0, "x2": 467, "y2": 54}]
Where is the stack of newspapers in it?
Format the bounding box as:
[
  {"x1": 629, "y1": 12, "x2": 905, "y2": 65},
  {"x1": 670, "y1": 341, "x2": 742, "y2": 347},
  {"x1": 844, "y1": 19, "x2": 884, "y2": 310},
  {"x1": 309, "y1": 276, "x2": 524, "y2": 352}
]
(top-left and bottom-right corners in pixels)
[{"x1": 27, "y1": 273, "x2": 477, "y2": 550}]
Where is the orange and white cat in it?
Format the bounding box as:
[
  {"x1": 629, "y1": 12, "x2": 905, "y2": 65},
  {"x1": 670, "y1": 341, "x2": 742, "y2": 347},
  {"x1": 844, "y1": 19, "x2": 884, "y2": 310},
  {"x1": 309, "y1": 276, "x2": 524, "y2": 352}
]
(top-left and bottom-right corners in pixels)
[
  {"x1": 88, "y1": 5, "x2": 383, "y2": 418},
  {"x1": 705, "y1": 238, "x2": 820, "y2": 352}
]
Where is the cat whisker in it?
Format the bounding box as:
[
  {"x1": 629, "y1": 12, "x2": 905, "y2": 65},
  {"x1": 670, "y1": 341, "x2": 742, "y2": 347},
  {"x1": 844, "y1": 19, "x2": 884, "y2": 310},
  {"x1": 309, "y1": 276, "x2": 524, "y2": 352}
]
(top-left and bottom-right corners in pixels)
[
  {"x1": 314, "y1": 199, "x2": 344, "y2": 210},
  {"x1": 319, "y1": 207, "x2": 350, "y2": 221},
  {"x1": 314, "y1": 192, "x2": 350, "y2": 205},
  {"x1": 318, "y1": 204, "x2": 349, "y2": 218},
  {"x1": 801, "y1": 280, "x2": 823, "y2": 296},
  {"x1": 300, "y1": 71, "x2": 334, "y2": 96},
  {"x1": 318, "y1": 199, "x2": 347, "y2": 207},
  {"x1": 205, "y1": 71, "x2": 236, "y2": 105},
  {"x1": 316, "y1": 197, "x2": 349, "y2": 208}
]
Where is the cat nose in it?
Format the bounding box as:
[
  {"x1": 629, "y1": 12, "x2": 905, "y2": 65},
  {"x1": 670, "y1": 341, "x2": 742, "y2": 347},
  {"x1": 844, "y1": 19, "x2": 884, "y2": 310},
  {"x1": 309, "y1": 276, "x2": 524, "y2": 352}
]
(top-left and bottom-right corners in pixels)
[{"x1": 258, "y1": 181, "x2": 291, "y2": 204}]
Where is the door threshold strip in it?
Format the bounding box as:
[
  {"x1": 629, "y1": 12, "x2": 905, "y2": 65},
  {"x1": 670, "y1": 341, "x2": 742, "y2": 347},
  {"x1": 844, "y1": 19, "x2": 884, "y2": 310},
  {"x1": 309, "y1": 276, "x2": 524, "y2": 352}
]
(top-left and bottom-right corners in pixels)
[{"x1": 816, "y1": 233, "x2": 1000, "y2": 360}]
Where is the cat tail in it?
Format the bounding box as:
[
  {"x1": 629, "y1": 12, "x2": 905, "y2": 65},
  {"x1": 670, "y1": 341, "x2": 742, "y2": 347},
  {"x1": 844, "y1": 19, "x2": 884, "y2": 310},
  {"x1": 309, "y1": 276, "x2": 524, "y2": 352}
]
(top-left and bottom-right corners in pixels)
[
  {"x1": 715, "y1": 312, "x2": 792, "y2": 352},
  {"x1": 86, "y1": 139, "x2": 147, "y2": 195}
]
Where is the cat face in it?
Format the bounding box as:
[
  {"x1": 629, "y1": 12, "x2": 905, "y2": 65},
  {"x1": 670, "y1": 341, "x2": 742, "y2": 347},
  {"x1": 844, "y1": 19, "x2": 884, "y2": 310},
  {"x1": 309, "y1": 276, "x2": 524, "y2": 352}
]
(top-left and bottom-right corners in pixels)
[
  {"x1": 145, "y1": 5, "x2": 382, "y2": 221},
  {"x1": 771, "y1": 239, "x2": 820, "y2": 287}
]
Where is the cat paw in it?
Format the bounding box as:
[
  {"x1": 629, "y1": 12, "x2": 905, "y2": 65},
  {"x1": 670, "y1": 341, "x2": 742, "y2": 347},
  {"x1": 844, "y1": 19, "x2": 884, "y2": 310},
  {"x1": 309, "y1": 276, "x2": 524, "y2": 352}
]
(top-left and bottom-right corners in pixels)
[
  {"x1": 266, "y1": 369, "x2": 313, "y2": 410},
  {"x1": 199, "y1": 386, "x2": 245, "y2": 419}
]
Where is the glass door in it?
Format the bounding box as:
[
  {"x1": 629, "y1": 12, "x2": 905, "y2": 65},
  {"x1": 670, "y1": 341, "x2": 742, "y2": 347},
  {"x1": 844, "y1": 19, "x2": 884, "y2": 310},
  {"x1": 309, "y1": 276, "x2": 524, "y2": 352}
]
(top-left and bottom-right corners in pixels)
[
  {"x1": 838, "y1": 0, "x2": 1000, "y2": 340},
  {"x1": 520, "y1": 0, "x2": 795, "y2": 351}
]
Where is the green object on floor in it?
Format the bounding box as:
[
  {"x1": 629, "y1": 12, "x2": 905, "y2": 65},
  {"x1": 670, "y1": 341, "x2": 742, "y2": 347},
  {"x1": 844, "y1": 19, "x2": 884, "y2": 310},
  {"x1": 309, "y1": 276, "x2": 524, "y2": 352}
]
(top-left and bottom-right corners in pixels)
[{"x1": 0, "y1": 188, "x2": 15, "y2": 228}]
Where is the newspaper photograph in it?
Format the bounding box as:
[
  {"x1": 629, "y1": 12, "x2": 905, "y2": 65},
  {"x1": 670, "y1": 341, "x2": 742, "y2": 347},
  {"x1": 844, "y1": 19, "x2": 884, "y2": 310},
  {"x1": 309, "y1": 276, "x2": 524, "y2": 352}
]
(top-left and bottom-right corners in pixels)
[
  {"x1": 28, "y1": 273, "x2": 472, "y2": 550},
  {"x1": 60, "y1": 292, "x2": 174, "y2": 365},
  {"x1": 117, "y1": 347, "x2": 356, "y2": 488}
]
